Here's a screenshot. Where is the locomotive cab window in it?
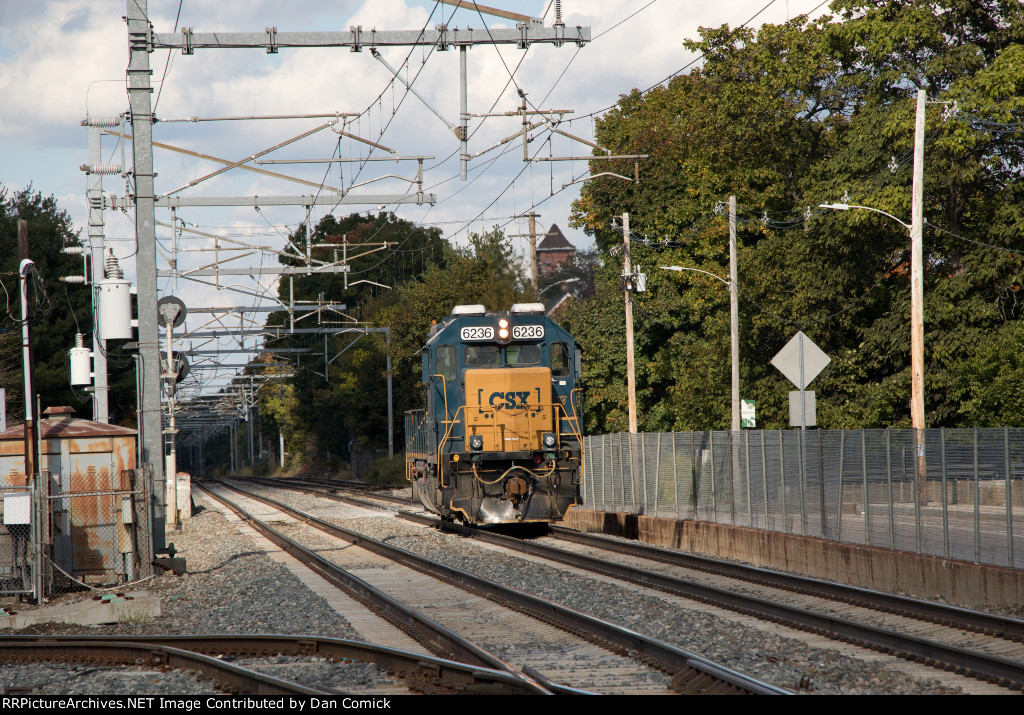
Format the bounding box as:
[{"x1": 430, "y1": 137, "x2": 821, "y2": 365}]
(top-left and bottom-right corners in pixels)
[
  {"x1": 506, "y1": 343, "x2": 542, "y2": 365},
  {"x1": 551, "y1": 342, "x2": 570, "y2": 377},
  {"x1": 465, "y1": 344, "x2": 500, "y2": 367},
  {"x1": 437, "y1": 345, "x2": 457, "y2": 381}
]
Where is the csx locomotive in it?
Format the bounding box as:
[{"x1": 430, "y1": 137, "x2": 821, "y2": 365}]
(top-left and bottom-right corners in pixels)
[{"x1": 405, "y1": 303, "x2": 583, "y2": 525}]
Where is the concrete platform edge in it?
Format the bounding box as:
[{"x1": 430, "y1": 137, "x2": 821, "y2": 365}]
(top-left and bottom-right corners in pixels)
[{"x1": 560, "y1": 509, "x2": 1024, "y2": 610}]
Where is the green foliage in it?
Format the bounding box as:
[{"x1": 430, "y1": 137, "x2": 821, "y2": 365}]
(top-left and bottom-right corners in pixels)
[
  {"x1": 363, "y1": 455, "x2": 407, "y2": 486},
  {"x1": 570, "y1": 1, "x2": 1024, "y2": 432}
]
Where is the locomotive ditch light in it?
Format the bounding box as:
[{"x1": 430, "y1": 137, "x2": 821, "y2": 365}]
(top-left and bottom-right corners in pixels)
[
  {"x1": 542, "y1": 433, "x2": 556, "y2": 448},
  {"x1": 469, "y1": 434, "x2": 484, "y2": 451}
]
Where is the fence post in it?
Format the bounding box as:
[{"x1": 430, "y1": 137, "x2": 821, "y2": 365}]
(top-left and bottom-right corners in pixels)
[
  {"x1": 1005, "y1": 426, "x2": 1014, "y2": 568},
  {"x1": 837, "y1": 431, "x2": 844, "y2": 542},
  {"x1": 886, "y1": 430, "x2": 894, "y2": 549},
  {"x1": 861, "y1": 430, "x2": 869, "y2": 547},
  {"x1": 798, "y1": 429, "x2": 806, "y2": 536},
  {"x1": 672, "y1": 433, "x2": 680, "y2": 519},
  {"x1": 32, "y1": 480, "x2": 42, "y2": 604},
  {"x1": 818, "y1": 431, "x2": 826, "y2": 539},
  {"x1": 690, "y1": 431, "x2": 697, "y2": 519},
  {"x1": 760, "y1": 430, "x2": 768, "y2": 530},
  {"x1": 915, "y1": 431, "x2": 923, "y2": 555},
  {"x1": 941, "y1": 428, "x2": 949, "y2": 559},
  {"x1": 654, "y1": 433, "x2": 661, "y2": 517},
  {"x1": 974, "y1": 428, "x2": 981, "y2": 564},
  {"x1": 779, "y1": 430, "x2": 788, "y2": 533},
  {"x1": 744, "y1": 430, "x2": 752, "y2": 527},
  {"x1": 709, "y1": 433, "x2": 718, "y2": 522}
]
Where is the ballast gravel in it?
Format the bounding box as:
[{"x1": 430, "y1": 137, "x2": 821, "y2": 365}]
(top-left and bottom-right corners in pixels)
[
  {"x1": 238, "y1": 482, "x2": 968, "y2": 696},
  {"x1": 0, "y1": 481, "x2": 968, "y2": 695},
  {"x1": 0, "y1": 490, "x2": 390, "y2": 696}
]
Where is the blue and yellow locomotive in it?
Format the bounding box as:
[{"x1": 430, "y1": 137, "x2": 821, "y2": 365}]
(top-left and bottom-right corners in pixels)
[{"x1": 405, "y1": 303, "x2": 583, "y2": 525}]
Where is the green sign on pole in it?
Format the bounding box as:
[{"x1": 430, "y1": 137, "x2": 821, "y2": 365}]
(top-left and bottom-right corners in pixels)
[{"x1": 741, "y1": 399, "x2": 756, "y2": 428}]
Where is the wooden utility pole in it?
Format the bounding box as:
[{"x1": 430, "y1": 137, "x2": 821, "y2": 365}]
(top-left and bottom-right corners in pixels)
[
  {"x1": 623, "y1": 212, "x2": 637, "y2": 434},
  {"x1": 910, "y1": 89, "x2": 926, "y2": 431},
  {"x1": 729, "y1": 195, "x2": 740, "y2": 431},
  {"x1": 509, "y1": 213, "x2": 541, "y2": 292},
  {"x1": 911, "y1": 88, "x2": 927, "y2": 502},
  {"x1": 528, "y1": 212, "x2": 540, "y2": 292}
]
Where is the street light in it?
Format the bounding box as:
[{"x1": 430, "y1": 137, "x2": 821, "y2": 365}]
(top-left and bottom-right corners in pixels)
[
  {"x1": 818, "y1": 202, "x2": 924, "y2": 432},
  {"x1": 539, "y1": 277, "x2": 581, "y2": 295},
  {"x1": 660, "y1": 265, "x2": 740, "y2": 430}
]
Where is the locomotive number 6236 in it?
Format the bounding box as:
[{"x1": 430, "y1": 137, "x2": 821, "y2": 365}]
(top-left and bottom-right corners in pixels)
[{"x1": 405, "y1": 303, "x2": 582, "y2": 526}]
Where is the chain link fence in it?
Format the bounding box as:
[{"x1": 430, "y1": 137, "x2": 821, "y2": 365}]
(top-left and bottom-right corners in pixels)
[
  {"x1": 0, "y1": 469, "x2": 152, "y2": 602},
  {"x1": 0, "y1": 482, "x2": 42, "y2": 602},
  {"x1": 583, "y1": 428, "x2": 1024, "y2": 569}
]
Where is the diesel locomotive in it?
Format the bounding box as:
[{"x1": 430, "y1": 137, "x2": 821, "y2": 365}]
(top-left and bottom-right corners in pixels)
[{"x1": 405, "y1": 303, "x2": 583, "y2": 525}]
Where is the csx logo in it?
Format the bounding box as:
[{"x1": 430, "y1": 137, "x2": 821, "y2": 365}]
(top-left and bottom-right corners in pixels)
[{"x1": 488, "y1": 391, "x2": 530, "y2": 410}]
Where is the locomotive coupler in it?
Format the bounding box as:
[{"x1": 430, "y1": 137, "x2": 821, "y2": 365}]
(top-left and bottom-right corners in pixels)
[{"x1": 504, "y1": 474, "x2": 529, "y2": 505}]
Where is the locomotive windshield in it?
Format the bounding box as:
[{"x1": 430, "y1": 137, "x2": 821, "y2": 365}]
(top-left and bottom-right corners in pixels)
[
  {"x1": 505, "y1": 344, "x2": 542, "y2": 365},
  {"x1": 465, "y1": 345, "x2": 500, "y2": 366}
]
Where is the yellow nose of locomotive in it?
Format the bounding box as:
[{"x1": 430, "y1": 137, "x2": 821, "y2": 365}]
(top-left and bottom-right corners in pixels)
[{"x1": 464, "y1": 367, "x2": 553, "y2": 453}]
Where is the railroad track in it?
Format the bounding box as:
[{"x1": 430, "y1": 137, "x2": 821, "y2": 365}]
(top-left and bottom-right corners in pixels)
[
  {"x1": 0, "y1": 634, "x2": 537, "y2": 695},
  {"x1": 234, "y1": 476, "x2": 1024, "y2": 693},
  {"x1": 202, "y1": 480, "x2": 786, "y2": 695}
]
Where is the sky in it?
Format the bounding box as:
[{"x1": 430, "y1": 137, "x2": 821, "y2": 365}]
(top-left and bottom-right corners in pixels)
[{"x1": 0, "y1": 0, "x2": 831, "y2": 396}]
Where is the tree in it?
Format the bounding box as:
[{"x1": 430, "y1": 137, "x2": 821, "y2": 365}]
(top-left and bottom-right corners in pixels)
[{"x1": 569, "y1": 1, "x2": 1024, "y2": 433}]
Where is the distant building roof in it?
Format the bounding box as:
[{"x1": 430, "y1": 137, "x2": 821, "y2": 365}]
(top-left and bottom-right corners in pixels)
[
  {"x1": 0, "y1": 407, "x2": 137, "y2": 440},
  {"x1": 537, "y1": 224, "x2": 575, "y2": 252}
]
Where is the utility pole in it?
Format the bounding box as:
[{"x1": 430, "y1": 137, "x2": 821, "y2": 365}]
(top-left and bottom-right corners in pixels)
[
  {"x1": 508, "y1": 212, "x2": 541, "y2": 292},
  {"x1": 911, "y1": 88, "x2": 927, "y2": 502},
  {"x1": 729, "y1": 196, "x2": 740, "y2": 431},
  {"x1": 18, "y1": 221, "x2": 37, "y2": 486},
  {"x1": 85, "y1": 121, "x2": 114, "y2": 423},
  {"x1": 528, "y1": 212, "x2": 540, "y2": 293},
  {"x1": 623, "y1": 212, "x2": 637, "y2": 434},
  {"x1": 127, "y1": 0, "x2": 168, "y2": 559}
]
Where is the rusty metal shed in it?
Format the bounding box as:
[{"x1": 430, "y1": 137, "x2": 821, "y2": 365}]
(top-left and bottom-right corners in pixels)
[{"x1": 0, "y1": 406, "x2": 146, "y2": 590}]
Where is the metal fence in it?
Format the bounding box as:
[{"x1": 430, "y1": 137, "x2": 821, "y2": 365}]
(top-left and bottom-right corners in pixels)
[
  {"x1": 582, "y1": 428, "x2": 1024, "y2": 569},
  {"x1": 0, "y1": 469, "x2": 152, "y2": 602}
]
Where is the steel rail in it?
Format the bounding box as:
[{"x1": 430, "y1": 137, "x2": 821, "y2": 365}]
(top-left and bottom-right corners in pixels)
[
  {"x1": 196, "y1": 483, "x2": 552, "y2": 695},
  {"x1": 0, "y1": 639, "x2": 329, "y2": 695},
  {"x1": 241, "y1": 480, "x2": 1024, "y2": 690},
  {"x1": 394, "y1": 514, "x2": 1024, "y2": 690},
  {"x1": 258, "y1": 478, "x2": 1024, "y2": 644},
  {"x1": 0, "y1": 634, "x2": 547, "y2": 695},
  {"x1": 215, "y1": 480, "x2": 787, "y2": 695},
  {"x1": 545, "y1": 526, "x2": 1024, "y2": 643}
]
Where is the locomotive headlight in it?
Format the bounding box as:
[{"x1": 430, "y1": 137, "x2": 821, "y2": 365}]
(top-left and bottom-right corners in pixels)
[
  {"x1": 497, "y1": 318, "x2": 510, "y2": 341},
  {"x1": 469, "y1": 434, "x2": 484, "y2": 451},
  {"x1": 543, "y1": 433, "x2": 556, "y2": 448}
]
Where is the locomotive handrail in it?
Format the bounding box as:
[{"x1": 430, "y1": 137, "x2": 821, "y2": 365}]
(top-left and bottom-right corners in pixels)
[
  {"x1": 566, "y1": 388, "x2": 584, "y2": 441},
  {"x1": 433, "y1": 374, "x2": 458, "y2": 488}
]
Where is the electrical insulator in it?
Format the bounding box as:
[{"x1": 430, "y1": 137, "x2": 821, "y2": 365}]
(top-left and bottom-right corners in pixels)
[{"x1": 61, "y1": 276, "x2": 87, "y2": 284}]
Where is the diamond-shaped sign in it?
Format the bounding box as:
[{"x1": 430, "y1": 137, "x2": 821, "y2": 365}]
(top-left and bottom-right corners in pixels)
[{"x1": 771, "y1": 331, "x2": 830, "y2": 390}]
